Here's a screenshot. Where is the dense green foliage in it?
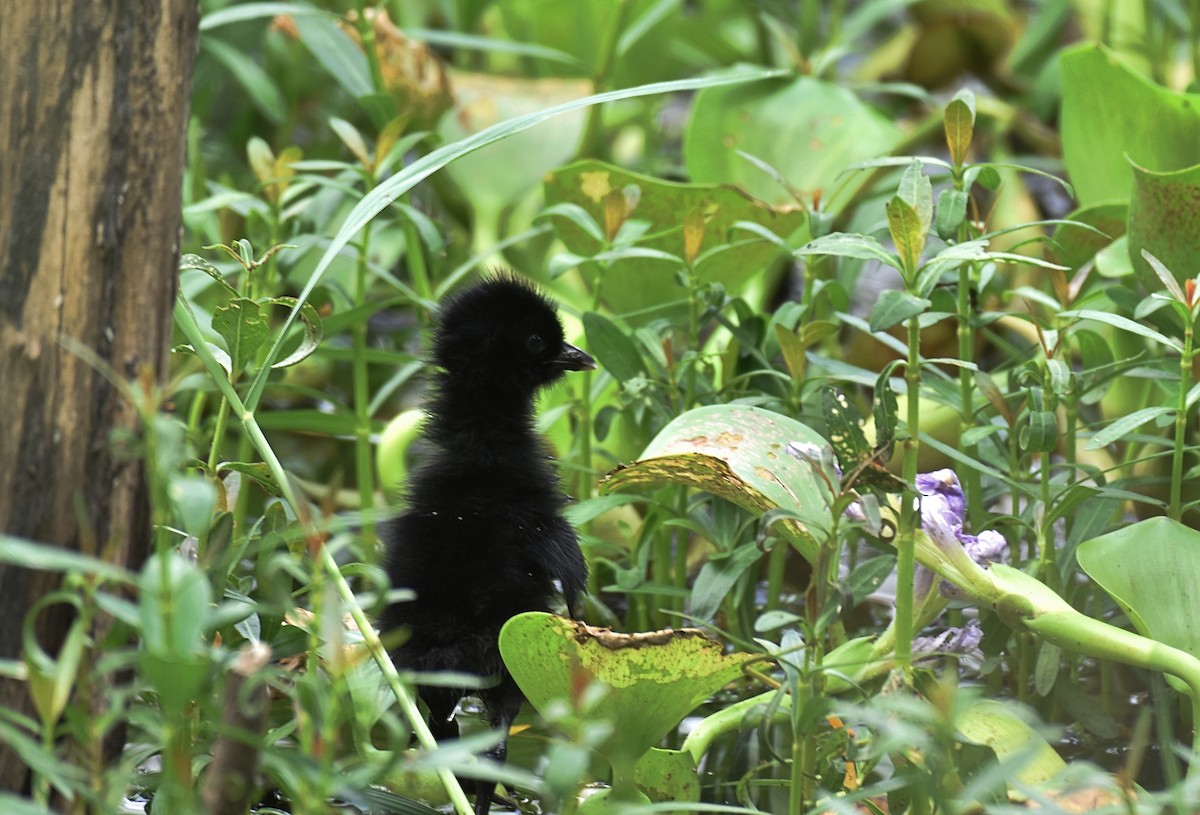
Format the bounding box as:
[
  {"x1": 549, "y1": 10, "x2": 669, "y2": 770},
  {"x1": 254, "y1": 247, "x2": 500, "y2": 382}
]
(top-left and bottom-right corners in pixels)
[{"x1": 8, "y1": 1, "x2": 1200, "y2": 813}]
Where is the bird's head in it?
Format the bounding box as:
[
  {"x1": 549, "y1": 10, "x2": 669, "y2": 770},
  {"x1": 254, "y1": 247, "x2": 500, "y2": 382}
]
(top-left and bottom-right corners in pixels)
[{"x1": 433, "y1": 276, "x2": 596, "y2": 396}]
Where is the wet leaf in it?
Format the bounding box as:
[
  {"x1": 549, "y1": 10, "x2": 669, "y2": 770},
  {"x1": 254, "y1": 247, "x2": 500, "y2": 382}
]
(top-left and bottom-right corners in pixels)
[{"x1": 602, "y1": 405, "x2": 833, "y2": 562}]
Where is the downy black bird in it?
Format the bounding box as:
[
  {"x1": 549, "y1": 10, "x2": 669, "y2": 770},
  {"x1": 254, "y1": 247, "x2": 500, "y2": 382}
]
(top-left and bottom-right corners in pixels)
[{"x1": 380, "y1": 276, "x2": 593, "y2": 814}]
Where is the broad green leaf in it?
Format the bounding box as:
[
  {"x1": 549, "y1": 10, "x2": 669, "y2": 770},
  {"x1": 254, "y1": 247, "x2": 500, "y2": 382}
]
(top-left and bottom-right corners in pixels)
[
  {"x1": 956, "y1": 700, "x2": 1066, "y2": 786},
  {"x1": 1128, "y1": 160, "x2": 1200, "y2": 291},
  {"x1": 868, "y1": 290, "x2": 931, "y2": 333},
  {"x1": 499, "y1": 612, "x2": 747, "y2": 799},
  {"x1": 1061, "y1": 44, "x2": 1200, "y2": 205},
  {"x1": 601, "y1": 405, "x2": 833, "y2": 563},
  {"x1": 685, "y1": 75, "x2": 900, "y2": 210},
  {"x1": 887, "y1": 196, "x2": 925, "y2": 277},
  {"x1": 212, "y1": 298, "x2": 268, "y2": 376},
  {"x1": 1078, "y1": 517, "x2": 1200, "y2": 692},
  {"x1": 545, "y1": 160, "x2": 804, "y2": 320},
  {"x1": 1085, "y1": 406, "x2": 1175, "y2": 450},
  {"x1": 583, "y1": 312, "x2": 646, "y2": 384},
  {"x1": 944, "y1": 94, "x2": 975, "y2": 168},
  {"x1": 441, "y1": 72, "x2": 590, "y2": 225},
  {"x1": 1051, "y1": 203, "x2": 1126, "y2": 270},
  {"x1": 247, "y1": 67, "x2": 785, "y2": 410}
]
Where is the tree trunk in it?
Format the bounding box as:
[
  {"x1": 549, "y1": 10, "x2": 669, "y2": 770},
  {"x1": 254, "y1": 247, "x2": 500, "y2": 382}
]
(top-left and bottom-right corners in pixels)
[{"x1": 0, "y1": 0, "x2": 200, "y2": 792}]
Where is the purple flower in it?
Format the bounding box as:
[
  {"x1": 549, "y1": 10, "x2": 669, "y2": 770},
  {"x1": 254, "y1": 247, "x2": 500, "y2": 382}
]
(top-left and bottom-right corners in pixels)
[
  {"x1": 916, "y1": 469, "x2": 966, "y2": 528},
  {"x1": 913, "y1": 619, "x2": 984, "y2": 669}
]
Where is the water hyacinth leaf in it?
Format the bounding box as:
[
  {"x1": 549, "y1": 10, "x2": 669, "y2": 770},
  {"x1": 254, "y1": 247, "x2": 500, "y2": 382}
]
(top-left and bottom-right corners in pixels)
[
  {"x1": 955, "y1": 700, "x2": 1066, "y2": 786},
  {"x1": 685, "y1": 75, "x2": 900, "y2": 211},
  {"x1": 212, "y1": 297, "x2": 269, "y2": 376},
  {"x1": 443, "y1": 73, "x2": 589, "y2": 226},
  {"x1": 545, "y1": 160, "x2": 805, "y2": 320},
  {"x1": 1128, "y1": 160, "x2": 1200, "y2": 292},
  {"x1": 1061, "y1": 43, "x2": 1200, "y2": 206},
  {"x1": 498, "y1": 612, "x2": 747, "y2": 798},
  {"x1": 869, "y1": 289, "x2": 931, "y2": 333},
  {"x1": 1051, "y1": 203, "x2": 1126, "y2": 271},
  {"x1": 602, "y1": 405, "x2": 833, "y2": 563},
  {"x1": 1078, "y1": 517, "x2": 1200, "y2": 690},
  {"x1": 945, "y1": 93, "x2": 975, "y2": 168},
  {"x1": 887, "y1": 196, "x2": 925, "y2": 277},
  {"x1": 634, "y1": 748, "x2": 700, "y2": 803}
]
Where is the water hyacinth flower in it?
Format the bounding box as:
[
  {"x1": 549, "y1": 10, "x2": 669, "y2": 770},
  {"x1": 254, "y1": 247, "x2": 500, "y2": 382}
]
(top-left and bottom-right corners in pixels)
[
  {"x1": 912, "y1": 618, "x2": 984, "y2": 669},
  {"x1": 914, "y1": 468, "x2": 1009, "y2": 602}
]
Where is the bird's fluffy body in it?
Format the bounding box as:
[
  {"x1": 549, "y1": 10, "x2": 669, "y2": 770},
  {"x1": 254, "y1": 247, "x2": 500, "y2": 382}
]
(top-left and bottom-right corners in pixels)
[{"x1": 379, "y1": 277, "x2": 590, "y2": 809}]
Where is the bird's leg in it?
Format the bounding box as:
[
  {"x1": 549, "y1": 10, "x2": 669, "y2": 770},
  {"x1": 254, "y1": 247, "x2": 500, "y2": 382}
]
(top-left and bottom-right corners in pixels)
[
  {"x1": 471, "y1": 708, "x2": 514, "y2": 815},
  {"x1": 420, "y1": 686, "x2": 461, "y2": 742}
]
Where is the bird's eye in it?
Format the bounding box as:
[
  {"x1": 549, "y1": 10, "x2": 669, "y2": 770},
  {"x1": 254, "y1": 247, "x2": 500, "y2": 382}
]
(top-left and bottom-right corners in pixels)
[{"x1": 526, "y1": 333, "x2": 545, "y2": 355}]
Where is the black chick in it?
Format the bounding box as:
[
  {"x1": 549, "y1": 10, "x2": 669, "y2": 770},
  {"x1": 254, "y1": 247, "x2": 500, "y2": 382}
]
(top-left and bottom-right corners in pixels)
[{"x1": 380, "y1": 275, "x2": 593, "y2": 814}]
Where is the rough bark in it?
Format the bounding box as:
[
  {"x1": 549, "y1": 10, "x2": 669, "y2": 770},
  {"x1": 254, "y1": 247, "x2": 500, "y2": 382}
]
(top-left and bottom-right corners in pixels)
[{"x1": 0, "y1": 0, "x2": 200, "y2": 792}]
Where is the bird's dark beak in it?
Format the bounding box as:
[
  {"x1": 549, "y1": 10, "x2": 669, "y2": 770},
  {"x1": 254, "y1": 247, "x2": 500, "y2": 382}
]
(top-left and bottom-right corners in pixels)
[{"x1": 551, "y1": 342, "x2": 597, "y2": 372}]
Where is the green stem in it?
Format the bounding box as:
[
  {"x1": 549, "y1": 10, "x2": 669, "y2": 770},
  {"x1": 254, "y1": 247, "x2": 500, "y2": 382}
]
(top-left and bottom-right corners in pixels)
[
  {"x1": 578, "y1": 0, "x2": 630, "y2": 159},
  {"x1": 354, "y1": 226, "x2": 378, "y2": 549},
  {"x1": 1170, "y1": 319, "x2": 1194, "y2": 521},
  {"x1": 896, "y1": 315, "x2": 922, "y2": 678}
]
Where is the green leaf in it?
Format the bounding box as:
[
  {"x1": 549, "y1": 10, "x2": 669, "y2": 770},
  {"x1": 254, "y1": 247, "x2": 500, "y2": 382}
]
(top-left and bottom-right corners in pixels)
[
  {"x1": 330, "y1": 117, "x2": 370, "y2": 168},
  {"x1": 499, "y1": 612, "x2": 748, "y2": 797},
  {"x1": 1058, "y1": 308, "x2": 1183, "y2": 352},
  {"x1": 1078, "y1": 517, "x2": 1200, "y2": 692},
  {"x1": 545, "y1": 160, "x2": 804, "y2": 320},
  {"x1": 1061, "y1": 44, "x2": 1200, "y2": 206},
  {"x1": 685, "y1": 75, "x2": 900, "y2": 210},
  {"x1": 934, "y1": 189, "x2": 969, "y2": 240},
  {"x1": 601, "y1": 405, "x2": 833, "y2": 563},
  {"x1": 956, "y1": 700, "x2": 1066, "y2": 786},
  {"x1": 1085, "y1": 405, "x2": 1175, "y2": 450},
  {"x1": 1129, "y1": 160, "x2": 1200, "y2": 291},
  {"x1": 212, "y1": 298, "x2": 268, "y2": 376},
  {"x1": 202, "y1": 37, "x2": 286, "y2": 124},
  {"x1": 944, "y1": 94, "x2": 975, "y2": 168},
  {"x1": 583, "y1": 312, "x2": 646, "y2": 384},
  {"x1": 793, "y1": 232, "x2": 899, "y2": 269},
  {"x1": 246, "y1": 67, "x2": 786, "y2": 410},
  {"x1": 0, "y1": 535, "x2": 132, "y2": 582},
  {"x1": 887, "y1": 196, "x2": 925, "y2": 277},
  {"x1": 199, "y1": 2, "x2": 334, "y2": 30},
  {"x1": 690, "y1": 545, "x2": 763, "y2": 622},
  {"x1": 258, "y1": 296, "x2": 323, "y2": 369},
  {"x1": 139, "y1": 552, "x2": 212, "y2": 658},
  {"x1": 1051, "y1": 203, "x2": 1126, "y2": 270},
  {"x1": 868, "y1": 289, "x2": 931, "y2": 333},
  {"x1": 1020, "y1": 409, "x2": 1058, "y2": 454},
  {"x1": 291, "y1": 12, "x2": 372, "y2": 98},
  {"x1": 897, "y1": 160, "x2": 933, "y2": 233}
]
